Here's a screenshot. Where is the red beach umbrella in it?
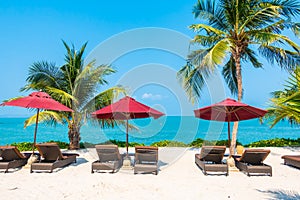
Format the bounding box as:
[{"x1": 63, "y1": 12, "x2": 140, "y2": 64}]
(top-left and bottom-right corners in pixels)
[
  {"x1": 91, "y1": 96, "x2": 165, "y2": 156},
  {"x1": 194, "y1": 98, "x2": 267, "y2": 147},
  {"x1": 1, "y1": 91, "x2": 73, "y2": 153}
]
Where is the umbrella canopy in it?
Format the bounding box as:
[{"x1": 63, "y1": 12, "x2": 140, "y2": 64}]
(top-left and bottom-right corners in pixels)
[
  {"x1": 91, "y1": 96, "x2": 165, "y2": 155},
  {"x1": 2, "y1": 91, "x2": 73, "y2": 111},
  {"x1": 1, "y1": 91, "x2": 73, "y2": 153},
  {"x1": 194, "y1": 98, "x2": 267, "y2": 147}
]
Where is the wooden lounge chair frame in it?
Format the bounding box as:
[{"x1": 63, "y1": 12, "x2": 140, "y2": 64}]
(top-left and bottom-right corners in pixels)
[
  {"x1": 234, "y1": 149, "x2": 272, "y2": 176},
  {"x1": 0, "y1": 146, "x2": 29, "y2": 173},
  {"x1": 134, "y1": 146, "x2": 158, "y2": 175},
  {"x1": 282, "y1": 155, "x2": 300, "y2": 169},
  {"x1": 195, "y1": 146, "x2": 228, "y2": 176},
  {"x1": 30, "y1": 143, "x2": 78, "y2": 173},
  {"x1": 91, "y1": 145, "x2": 123, "y2": 173}
]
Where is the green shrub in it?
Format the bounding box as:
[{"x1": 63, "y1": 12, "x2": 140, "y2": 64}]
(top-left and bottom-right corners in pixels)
[
  {"x1": 10, "y1": 140, "x2": 69, "y2": 151},
  {"x1": 80, "y1": 142, "x2": 94, "y2": 148},
  {"x1": 245, "y1": 138, "x2": 300, "y2": 147},
  {"x1": 213, "y1": 140, "x2": 242, "y2": 147},
  {"x1": 151, "y1": 140, "x2": 188, "y2": 147},
  {"x1": 189, "y1": 138, "x2": 242, "y2": 147},
  {"x1": 46, "y1": 140, "x2": 69, "y2": 149},
  {"x1": 11, "y1": 142, "x2": 34, "y2": 151},
  {"x1": 80, "y1": 140, "x2": 145, "y2": 148},
  {"x1": 189, "y1": 138, "x2": 204, "y2": 147},
  {"x1": 107, "y1": 140, "x2": 126, "y2": 147},
  {"x1": 106, "y1": 139, "x2": 144, "y2": 147}
]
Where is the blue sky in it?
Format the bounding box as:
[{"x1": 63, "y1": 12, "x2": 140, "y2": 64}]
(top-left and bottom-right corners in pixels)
[{"x1": 0, "y1": 0, "x2": 298, "y2": 117}]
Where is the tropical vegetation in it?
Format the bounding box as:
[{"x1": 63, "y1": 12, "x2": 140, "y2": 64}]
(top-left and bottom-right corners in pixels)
[
  {"x1": 245, "y1": 138, "x2": 300, "y2": 147},
  {"x1": 151, "y1": 140, "x2": 188, "y2": 147},
  {"x1": 21, "y1": 41, "x2": 125, "y2": 149},
  {"x1": 177, "y1": 0, "x2": 300, "y2": 154},
  {"x1": 11, "y1": 138, "x2": 300, "y2": 151},
  {"x1": 189, "y1": 138, "x2": 242, "y2": 147},
  {"x1": 11, "y1": 141, "x2": 69, "y2": 151},
  {"x1": 266, "y1": 66, "x2": 300, "y2": 127}
]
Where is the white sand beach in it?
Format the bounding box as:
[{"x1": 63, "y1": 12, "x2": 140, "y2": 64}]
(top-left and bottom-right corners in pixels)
[{"x1": 1, "y1": 147, "x2": 300, "y2": 200}]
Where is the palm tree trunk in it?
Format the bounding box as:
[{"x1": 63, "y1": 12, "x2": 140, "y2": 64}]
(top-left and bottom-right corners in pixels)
[
  {"x1": 68, "y1": 123, "x2": 81, "y2": 149},
  {"x1": 230, "y1": 122, "x2": 239, "y2": 154},
  {"x1": 230, "y1": 49, "x2": 243, "y2": 155}
]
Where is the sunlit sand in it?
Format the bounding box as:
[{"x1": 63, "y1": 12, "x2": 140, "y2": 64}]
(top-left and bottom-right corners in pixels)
[{"x1": 1, "y1": 147, "x2": 300, "y2": 199}]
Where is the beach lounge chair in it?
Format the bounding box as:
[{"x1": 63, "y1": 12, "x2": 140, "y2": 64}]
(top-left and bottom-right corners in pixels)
[
  {"x1": 282, "y1": 155, "x2": 300, "y2": 169},
  {"x1": 233, "y1": 149, "x2": 272, "y2": 176},
  {"x1": 195, "y1": 146, "x2": 228, "y2": 176},
  {"x1": 0, "y1": 146, "x2": 29, "y2": 173},
  {"x1": 134, "y1": 146, "x2": 158, "y2": 175},
  {"x1": 30, "y1": 143, "x2": 78, "y2": 173},
  {"x1": 91, "y1": 145, "x2": 123, "y2": 173}
]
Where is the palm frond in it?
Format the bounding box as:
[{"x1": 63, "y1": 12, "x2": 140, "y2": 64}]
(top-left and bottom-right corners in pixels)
[
  {"x1": 177, "y1": 62, "x2": 206, "y2": 103},
  {"x1": 248, "y1": 19, "x2": 286, "y2": 36},
  {"x1": 259, "y1": 45, "x2": 300, "y2": 70},
  {"x1": 243, "y1": 47, "x2": 263, "y2": 68},
  {"x1": 201, "y1": 39, "x2": 230, "y2": 67},
  {"x1": 73, "y1": 61, "x2": 116, "y2": 110},
  {"x1": 21, "y1": 61, "x2": 62, "y2": 92},
  {"x1": 24, "y1": 111, "x2": 70, "y2": 128},
  {"x1": 190, "y1": 23, "x2": 227, "y2": 36},
  {"x1": 83, "y1": 86, "x2": 127, "y2": 114},
  {"x1": 178, "y1": 38, "x2": 229, "y2": 102},
  {"x1": 222, "y1": 56, "x2": 238, "y2": 96},
  {"x1": 85, "y1": 86, "x2": 128, "y2": 129},
  {"x1": 89, "y1": 118, "x2": 138, "y2": 131},
  {"x1": 240, "y1": 3, "x2": 280, "y2": 31},
  {"x1": 273, "y1": 0, "x2": 300, "y2": 17},
  {"x1": 61, "y1": 41, "x2": 88, "y2": 93},
  {"x1": 1, "y1": 96, "x2": 24, "y2": 103},
  {"x1": 251, "y1": 31, "x2": 300, "y2": 51},
  {"x1": 45, "y1": 86, "x2": 77, "y2": 108},
  {"x1": 266, "y1": 97, "x2": 300, "y2": 128},
  {"x1": 266, "y1": 66, "x2": 300, "y2": 127},
  {"x1": 270, "y1": 90, "x2": 287, "y2": 98},
  {"x1": 187, "y1": 48, "x2": 210, "y2": 68},
  {"x1": 291, "y1": 22, "x2": 300, "y2": 37},
  {"x1": 192, "y1": 35, "x2": 223, "y2": 47},
  {"x1": 193, "y1": 0, "x2": 227, "y2": 31}
]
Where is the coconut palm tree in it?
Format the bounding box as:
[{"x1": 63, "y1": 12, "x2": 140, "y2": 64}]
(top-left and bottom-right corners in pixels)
[
  {"x1": 267, "y1": 66, "x2": 300, "y2": 127},
  {"x1": 178, "y1": 0, "x2": 300, "y2": 154},
  {"x1": 21, "y1": 41, "x2": 125, "y2": 149}
]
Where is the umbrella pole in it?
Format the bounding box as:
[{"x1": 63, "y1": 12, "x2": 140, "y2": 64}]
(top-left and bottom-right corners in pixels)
[
  {"x1": 227, "y1": 120, "x2": 231, "y2": 148},
  {"x1": 32, "y1": 108, "x2": 40, "y2": 154},
  {"x1": 126, "y1": 119, "x2": 129, "y2": 157}
]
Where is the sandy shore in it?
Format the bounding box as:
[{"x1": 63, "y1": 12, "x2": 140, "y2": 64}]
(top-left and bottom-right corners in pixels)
[{"x1": 1, "y1": 147, "x2": 300, "y2": 200}]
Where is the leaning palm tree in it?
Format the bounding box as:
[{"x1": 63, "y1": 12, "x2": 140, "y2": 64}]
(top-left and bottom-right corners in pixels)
[
  {"x1": 21, "y1": 41, "x2": 125, "y2": 149},
  {"x1": 267, "y1": 66, "x2": 300, "y2": 127},
  {"x1": 178, "y1": 0, "x2": 300, "y2": 154}
]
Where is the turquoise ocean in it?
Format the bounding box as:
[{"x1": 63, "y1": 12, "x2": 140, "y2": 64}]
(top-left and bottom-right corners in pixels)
[{"x1": 0, "y1": 116, "x2": 299, "y2": 146}]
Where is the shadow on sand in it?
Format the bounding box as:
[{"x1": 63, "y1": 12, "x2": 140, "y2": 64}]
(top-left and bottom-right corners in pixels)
[
  {"x1": 258, "y1": 189, "x2": 300, "y2": 200},
  {"x1": 72, "y1": 157, "x2": 89, "y2": 166}
]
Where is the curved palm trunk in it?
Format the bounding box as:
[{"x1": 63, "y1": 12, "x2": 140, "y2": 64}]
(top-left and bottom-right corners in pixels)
[
  {"x1": 230, "y1": 48, "x2": 243, "y2": 155},
  {"x1": 230, "y1": 122, "x2": 239, "y2": 154},
  {"x1": 68, "y1": 123, "x2": 81, "y2": 149}
]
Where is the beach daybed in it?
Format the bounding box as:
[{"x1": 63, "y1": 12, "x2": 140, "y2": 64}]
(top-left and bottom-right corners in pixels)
[
  {"x1": 134, "y1": 146, "x2": 158, "y2": 175},
  {"x1": 195, "y1": 146, "x2": 228, "y2": 176},
  {"x1": 0, "y1": 146, "x2": 29, "y2": 173},
  {"x1": 282, "y1": 155, "x2": 300, "y2": 169},
  {"x1": 233, "y1": 149, "x2": 272, "y2": 176},
  {"x1": 30, "y1": 143, "x2": 78, "y2": 173},
  {"x1": 91, "y1": 145, "x2": 123, "y2": 173}
]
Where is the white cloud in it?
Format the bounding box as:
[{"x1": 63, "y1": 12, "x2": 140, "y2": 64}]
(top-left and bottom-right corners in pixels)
[{"x1": 141, "y1": 93, "x2": 163, "y2": 100}]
